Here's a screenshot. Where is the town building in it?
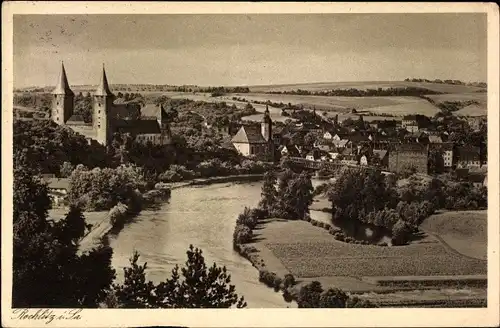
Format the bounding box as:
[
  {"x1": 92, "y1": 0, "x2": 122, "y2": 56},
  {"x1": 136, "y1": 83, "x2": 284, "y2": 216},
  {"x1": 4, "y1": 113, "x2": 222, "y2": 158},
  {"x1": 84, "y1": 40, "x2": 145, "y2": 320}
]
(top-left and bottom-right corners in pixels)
[
  {"x1": 51, "y1": 63, "x2": 171, "y2": 146},
  {"x1": 44, "y1": 177, "x2": 70, "y2": 208},
  {"x1": 467, "y1": 116, "x2": 486, "y2": 132},
  {"x1": 401, "y1": 115, "x2": 430, "y2": 133},
  {"x1": 456, "y1": 146, "x2": 482, "y2": 168},
  {"x1": 388, "y1": 143, "x2": 428, "y2": 174},
  {"x1": 279, "y1": 144, "x2": 300, "y2": 157}
]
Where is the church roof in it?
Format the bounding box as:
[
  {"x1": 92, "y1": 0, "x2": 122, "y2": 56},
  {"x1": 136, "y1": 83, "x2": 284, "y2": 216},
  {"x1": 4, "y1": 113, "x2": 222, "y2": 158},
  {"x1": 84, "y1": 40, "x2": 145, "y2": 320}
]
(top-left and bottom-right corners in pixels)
[
  {"x1": 231, "y1": 125, "x2": 267, "y2": 144},
  {"x1": 114, "y1": 119, "x2": 161, "y2": 135},
  {"x1": 53, "y1": 63, "x2": 74, "y2": 96},
  {"x1": 94, "y1": 66, "x2": 114, "y2": 97}
]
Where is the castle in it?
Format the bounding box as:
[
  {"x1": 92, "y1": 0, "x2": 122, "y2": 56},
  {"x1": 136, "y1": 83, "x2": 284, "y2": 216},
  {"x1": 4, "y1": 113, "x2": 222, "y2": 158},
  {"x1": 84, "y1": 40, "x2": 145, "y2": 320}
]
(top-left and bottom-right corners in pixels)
[{"x1": 52, "y1": 63, "x2": 171, "y2": 146}]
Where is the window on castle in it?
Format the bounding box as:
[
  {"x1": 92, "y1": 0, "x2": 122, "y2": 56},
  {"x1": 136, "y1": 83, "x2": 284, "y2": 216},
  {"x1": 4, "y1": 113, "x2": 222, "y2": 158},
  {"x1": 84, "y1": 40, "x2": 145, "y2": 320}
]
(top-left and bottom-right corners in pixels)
[{"x1": 57, "y1": 102, "x2": 59, "y2": 105}]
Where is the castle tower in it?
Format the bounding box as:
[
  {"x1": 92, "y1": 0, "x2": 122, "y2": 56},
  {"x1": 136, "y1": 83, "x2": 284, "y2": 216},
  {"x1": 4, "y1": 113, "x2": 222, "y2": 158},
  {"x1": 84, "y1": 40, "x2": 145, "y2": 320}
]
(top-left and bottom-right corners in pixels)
[
  {"x1": 93, "y1": 65, "x2": 115, "y2": 146},
  {"x1": 51, "y1": 62, "x2": 74, "y2": 125},
  {"x1": 261, "y1": 105, "x2": 272, "y2": 142}
]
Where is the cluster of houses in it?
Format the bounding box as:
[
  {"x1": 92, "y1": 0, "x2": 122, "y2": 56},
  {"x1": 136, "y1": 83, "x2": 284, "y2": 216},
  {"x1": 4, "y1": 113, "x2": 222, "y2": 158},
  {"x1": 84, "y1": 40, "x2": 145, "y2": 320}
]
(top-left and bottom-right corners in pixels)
[{"x1": 229, "y1": 110, "x2": 487, "y2": 179}]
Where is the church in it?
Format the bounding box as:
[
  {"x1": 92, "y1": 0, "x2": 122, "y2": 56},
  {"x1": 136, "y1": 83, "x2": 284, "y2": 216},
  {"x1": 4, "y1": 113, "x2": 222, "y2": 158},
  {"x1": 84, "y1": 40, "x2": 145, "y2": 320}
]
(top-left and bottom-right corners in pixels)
[
  {"x1": 51, "y1": 63, "x2": 172, "y2": 146},
  {"x1": 231, "y1": 106, "x2": 275, "y2": 161}
]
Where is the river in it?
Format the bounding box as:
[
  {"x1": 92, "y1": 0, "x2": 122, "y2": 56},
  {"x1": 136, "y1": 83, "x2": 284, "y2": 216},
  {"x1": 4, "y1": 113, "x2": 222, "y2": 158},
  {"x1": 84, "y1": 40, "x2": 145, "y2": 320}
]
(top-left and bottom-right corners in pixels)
[{"x1": 108, "y1": 181, "x2": 294, "y2": 308}]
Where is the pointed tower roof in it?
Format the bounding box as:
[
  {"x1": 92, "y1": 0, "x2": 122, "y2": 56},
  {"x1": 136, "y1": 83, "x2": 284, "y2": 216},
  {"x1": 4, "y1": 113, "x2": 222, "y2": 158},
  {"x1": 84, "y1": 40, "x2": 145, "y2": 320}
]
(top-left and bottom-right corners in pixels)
[
  {"x1": 94, "y1": 64, "x2": 114, "y2": 96},
  {"x1": 262, "y1": 105, "x2": 272, "y2": 123},
  {"x1": 53, "y1": 62, "x2": 74, "y2": 96}
]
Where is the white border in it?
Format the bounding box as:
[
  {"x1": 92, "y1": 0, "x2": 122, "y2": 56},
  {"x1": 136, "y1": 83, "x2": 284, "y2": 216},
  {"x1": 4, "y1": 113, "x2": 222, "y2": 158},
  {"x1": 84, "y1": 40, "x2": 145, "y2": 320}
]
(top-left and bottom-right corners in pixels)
[{"x1": 2, "y1": 2, "x2": 499, "y2": 327}]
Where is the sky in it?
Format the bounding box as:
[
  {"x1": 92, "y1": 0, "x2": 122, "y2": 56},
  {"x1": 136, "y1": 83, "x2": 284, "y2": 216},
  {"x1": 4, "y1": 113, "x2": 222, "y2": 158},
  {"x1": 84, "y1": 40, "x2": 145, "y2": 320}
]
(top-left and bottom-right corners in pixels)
[{"x1": 13, "y1": 14, "x2": 487, "y2": 88}]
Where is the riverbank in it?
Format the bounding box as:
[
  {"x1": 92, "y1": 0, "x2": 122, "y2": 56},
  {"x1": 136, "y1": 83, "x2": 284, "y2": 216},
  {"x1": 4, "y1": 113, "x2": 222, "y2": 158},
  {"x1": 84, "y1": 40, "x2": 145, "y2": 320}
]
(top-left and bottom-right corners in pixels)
[
  {"x1": 168, "y1": 173, "x2": 265, "y2": 190},
  {"x1": 76, "y1": 188, "x2": 171, "y2": 254}
]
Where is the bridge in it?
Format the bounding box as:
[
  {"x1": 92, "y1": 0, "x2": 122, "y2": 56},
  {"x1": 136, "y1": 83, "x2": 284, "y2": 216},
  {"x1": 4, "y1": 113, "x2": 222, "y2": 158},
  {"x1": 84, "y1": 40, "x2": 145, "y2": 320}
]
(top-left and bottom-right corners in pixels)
[{"x1": 285, "y1": 157, "x2": 393, "y2": 175}]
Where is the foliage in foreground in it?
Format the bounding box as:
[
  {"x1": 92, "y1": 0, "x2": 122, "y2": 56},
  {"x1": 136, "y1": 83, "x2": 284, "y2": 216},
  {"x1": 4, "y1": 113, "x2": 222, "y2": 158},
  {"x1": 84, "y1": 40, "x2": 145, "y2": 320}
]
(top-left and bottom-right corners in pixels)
[
  {"x1": 13, "y1": 164, "x2": 116, "y2": 307},
  {"x1": 111, "y1": 245, "x2": 247, "y2": 308},
  {"x1": 297, "y1": 281, "x2": 375, "y2": 308}
]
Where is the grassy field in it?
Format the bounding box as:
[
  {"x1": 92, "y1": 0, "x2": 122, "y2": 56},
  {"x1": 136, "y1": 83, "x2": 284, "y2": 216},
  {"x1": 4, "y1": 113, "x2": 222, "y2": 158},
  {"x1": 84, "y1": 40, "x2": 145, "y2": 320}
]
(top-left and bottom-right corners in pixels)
[
  {"x1": 251, "y1": 219, "x2": 486, "y2": 280},
  {"x1": 425, "y1": 92, "x2": 487, "y2": 105},
  {"x1": 248, "y1": 81, "x2": 485, "y2": 94},
  {"x1": 231, "y1": 93, "x2": 443, "y2": 118},
  {"x1": 454, "y1": 104, "x2": 487, "y2": 117},
  {"x1": 364, "y1": 101, "x2": 441, "y2": 117},
  {"x1": 421, "y1": 210, "x2": 487, "y2": 260}
]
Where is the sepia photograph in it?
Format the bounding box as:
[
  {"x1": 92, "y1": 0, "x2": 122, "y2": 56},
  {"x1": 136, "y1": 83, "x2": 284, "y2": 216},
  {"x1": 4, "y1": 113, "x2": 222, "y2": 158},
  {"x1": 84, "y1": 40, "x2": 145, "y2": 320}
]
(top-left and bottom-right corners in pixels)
[{"x1": 2, "y1": 2, "x2": 499, "y2": 327}]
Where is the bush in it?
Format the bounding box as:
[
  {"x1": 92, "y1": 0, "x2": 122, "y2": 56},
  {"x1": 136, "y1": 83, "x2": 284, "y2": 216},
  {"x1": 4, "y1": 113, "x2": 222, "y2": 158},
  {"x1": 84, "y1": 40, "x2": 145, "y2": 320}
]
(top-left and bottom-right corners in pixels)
[
  {"x1": 236, "y1": 207, "x2": 258, "y2": 229},
  {"x1": 311, "y1": 220, "x2": 319, "y2": 226},
  {"x1": 154, "y1": 182, "x2": 171, "y2": 190},
  {"x1": 273, "y1": 277, "x2": 283, "y2": 292},
  {"x1": 250, "y1": 207, "x2": 267, "y2": 221},
  {"x1": 392, "y1": 219, "x2": 411, "y2": 246},
  {"x1": 159, "y1": 165, "x2": 195, "y2": 182},
  {"x1": 346, "y1": 296, "x2": 377, "y2": 308},
  {"x1": 283, "y1": 274, "x2": 296, "y2": 289},
  {"x1": 258, "y1": 270, "x2": 278, "y2": 289},
  {"x1": 233, "y1": 224, "x2": 253, "y2": 245},
  {"x1": 282, "y1": 289, "x2": 294, "y2": 303},
  {"x1": 324, "y1": 223, "x2": 332, "y2": 230},
  {"x1": 108, "y1": 202, "x2": 128, "y2": 226},
  {"x1": 319, "y1": 288, "x2": 349, "y2": 307}
]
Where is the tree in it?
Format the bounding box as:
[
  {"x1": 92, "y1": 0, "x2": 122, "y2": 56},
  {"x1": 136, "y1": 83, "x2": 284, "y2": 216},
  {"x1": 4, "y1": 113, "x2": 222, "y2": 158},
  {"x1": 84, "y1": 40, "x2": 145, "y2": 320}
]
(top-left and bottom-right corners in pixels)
[
  {"x1": 428, "y1": 148, "x2": 444, "y2": 174},
  {"x1": 276, "y1": 170, "x2": 314, "y2": 220},
  {"x1": 114, "y1": 245, "x2": 247, "y2": 308},
  {"x1": 297, "y1": 281, "x2": 323, "y2": 308},
  {"x1": 13, "y1": 166, "x2": 115, "y2": 307},
  {"x1": 259, "y1": 170, "x2": 278, "y2": 214},
  {"x1": 303, "y1": 131, "x2": 318, "y2": 149},
  {"x1": 60, "y1": 161, "x2": 75, "y2": 178},
  {"x1": 112, "y1": 251, "x2": 157, "y2": 308}
]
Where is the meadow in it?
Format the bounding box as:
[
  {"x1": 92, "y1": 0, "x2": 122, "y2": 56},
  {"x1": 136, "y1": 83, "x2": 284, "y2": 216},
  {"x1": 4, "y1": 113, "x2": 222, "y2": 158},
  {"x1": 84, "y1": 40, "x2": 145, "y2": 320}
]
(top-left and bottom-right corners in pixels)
[{"x1": 420, "y1": 210, "x2": 487, "y2": 260}]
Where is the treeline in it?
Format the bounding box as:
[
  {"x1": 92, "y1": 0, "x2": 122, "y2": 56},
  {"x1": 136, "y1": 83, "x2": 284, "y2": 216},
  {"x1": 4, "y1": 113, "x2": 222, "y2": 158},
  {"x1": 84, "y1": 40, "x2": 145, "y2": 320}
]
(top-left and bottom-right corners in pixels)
[
  {"x1": 268, "y1": 87, "x2": 444, "y2": 97},
  {"x1": 327, "y1": 168, "x2": 487, "y2": 245},
  {"x1": 405, "y1": 78, "x2": 487, "y2": 88},
  {"x1": 14, "y1": 120, "x2": 110, "y2": 174},
  {"x1": 68, "y1": 164, "x2": 147, "y2": 211},
  {"x1": 155, "y1": 96, "x2": 257, "y2": 127},
  {"x1": 420, "y1": 96, "x2": 480, "y2": 114},
  {"x1": 171, "y1": 85, "x2": 250, "y2": 95}
]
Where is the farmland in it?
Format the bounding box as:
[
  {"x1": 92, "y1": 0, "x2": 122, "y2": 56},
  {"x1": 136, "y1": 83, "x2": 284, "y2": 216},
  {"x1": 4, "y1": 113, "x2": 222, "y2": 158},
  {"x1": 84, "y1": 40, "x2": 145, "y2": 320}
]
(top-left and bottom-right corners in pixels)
[
  {"x1": 248, "y1": 81, "x2": 486, "y2": 94},
  {"x1": 421, "y1": 210, "x2": 487, "y2": 260},
  {"x1": 248, "y1": 218, "x2": 486, "y2": 296}
]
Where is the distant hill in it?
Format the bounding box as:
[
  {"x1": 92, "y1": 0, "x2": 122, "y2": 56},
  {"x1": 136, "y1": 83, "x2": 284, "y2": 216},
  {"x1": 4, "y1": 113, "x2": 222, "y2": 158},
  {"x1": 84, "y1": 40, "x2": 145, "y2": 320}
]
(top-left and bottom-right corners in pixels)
[{"x1": 247, "y1": 81, "x2": 486, "y2": 94}]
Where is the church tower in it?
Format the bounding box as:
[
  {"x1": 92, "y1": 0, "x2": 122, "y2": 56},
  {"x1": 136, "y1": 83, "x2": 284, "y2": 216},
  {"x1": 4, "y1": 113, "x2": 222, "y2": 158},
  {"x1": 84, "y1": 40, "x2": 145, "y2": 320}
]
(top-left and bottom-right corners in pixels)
[
  {"x1": 93, "y1": 65, "x2": 115, "y2": 146},
  {"x1": 261, "y1": 105, "x2": 272, "y2": 142},
  {"x1": 157, "y1": 104, "x2": 172, "y2": 145},
  {"x1": 52, "y1": 62, "x2": 74, "y2": 125}
]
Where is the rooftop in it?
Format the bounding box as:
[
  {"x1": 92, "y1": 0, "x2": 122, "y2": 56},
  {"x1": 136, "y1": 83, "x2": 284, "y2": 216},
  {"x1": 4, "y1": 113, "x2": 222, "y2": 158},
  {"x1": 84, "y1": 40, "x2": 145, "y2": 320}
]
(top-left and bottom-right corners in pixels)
[{"x1": 231, "y1": 125, "x2": 267, "y2": 144}]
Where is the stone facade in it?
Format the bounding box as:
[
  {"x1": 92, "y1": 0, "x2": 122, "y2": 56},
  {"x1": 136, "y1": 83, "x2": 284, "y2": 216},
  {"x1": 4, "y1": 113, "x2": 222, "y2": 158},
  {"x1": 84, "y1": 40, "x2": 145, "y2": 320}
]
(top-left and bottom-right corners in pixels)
[{"x1": 388, "y1": 143, "x2": 428, "y2": 174}]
